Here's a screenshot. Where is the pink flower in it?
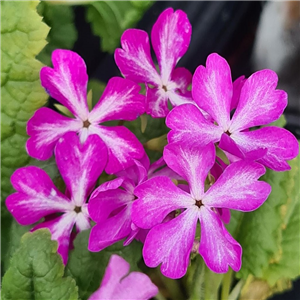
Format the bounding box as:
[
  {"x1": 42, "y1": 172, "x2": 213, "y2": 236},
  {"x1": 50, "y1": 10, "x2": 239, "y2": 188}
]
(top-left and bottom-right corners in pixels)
[
  {"x1": 88, "y1": 154, "x2": 181, "y2": 252},
  {"x1": 131, "y1": 143, "x2": 271, "y2": 278},
  {"x1": 6, "y1": 132, "x2": 107, "y2": 264},
  {"x1": 89, "y1": 255, "x2": 158, "y2": 300},
  {"x1": 167, "y1": 53, "x2": 299, "y2": 171},
  {"x1": 115, "y1": 8, "x2": 193, "y2": 118},
  {"x1": 27, "y1": 49, "x2": 145, "y2": 174}
]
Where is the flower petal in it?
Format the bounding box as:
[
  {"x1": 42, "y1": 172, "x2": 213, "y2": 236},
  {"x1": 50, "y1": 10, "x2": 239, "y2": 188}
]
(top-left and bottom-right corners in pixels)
[
  {"x1": 166, "y1": 104, "x2": 223, "y2": 146},
  {"x1": 231, "y1": 126, "x2": 299, "y2": 171},
  {"x1": 151, "y1": 8, "x2": 192, "y2": 84},
  {"x1": 133, "y1": 176, "x2": 193, "y2": 229},
  {"x1": 199, "y1": 207, "x2": 242, "y2": 273},
  {"x1": 171, "y1": 67, "x2": 192, "y2": 92},
  {"x1": 229, "y1": 70, "x2": 287, "y2": 132},
  {"x1": 89, "y1": 255, "x2": 158, "y2": 300},
  {"x1": 192, "y1": 53, "x2": 232, "y2": 129},
  {"x1": 40, "y1": 49, "x2": 89, "y2": 120},
  {"x1": 6, "y1": 166, "x2": 72, "y2": 225},
  {"x1": 89, "y1": 186, "x2": 134, "y2": 222},
  {"x1": 146, "y1": 85, "x2": 169, "y2": 118},
  {"x1": 231, "y1": 75, "x2": 246, "y2": 110},
  {"x1": 203, "y1": 160, "x2": 271, "y2": 211},
  {"x1": 88, "y1": 206, "x2": 132, "y2": 252},
  {"x1": 115, "y1": 29, "x2": 160, "y2": 85},
  {"x1": 89, "y1": 125, "x2": 144, "y2": 174},
  {"x1": 143, "y1": 208, "x2": 198, "y2": 279},
  {"x1": 88, "y1": 77, "x2": 145, "y2": 124},
  {"x1": 164, "y1": 143, "x2": 215, "y2": 200},
  {"x1": 55, "y1": 132, "x2": 107, "y2": 206},
  {"x1": 26, "y1": 107, "x2": 83, "y2": 160},
  {"x1": 32, "y1": 212, "x2": 77, "y2": 265}
]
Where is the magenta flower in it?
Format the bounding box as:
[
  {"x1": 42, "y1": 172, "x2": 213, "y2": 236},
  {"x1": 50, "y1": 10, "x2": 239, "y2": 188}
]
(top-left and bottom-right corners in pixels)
[
  {"x1": 115, "y1": 8, "x2": 193, "y2": 118},
  {"x1": 89, "y1": 255, "x2": 158, "y2": 300},
  {"x1": 167, "y1": 53, "x2": 299, "y2": 171},
  {"x1": 27, "y1": 49, "x2": 145, "y2": 174},
  {"x1": 88, "y1": 154, "x2": 181, "y2": 252},
  {"x1": 131, "y1": 143, "x2": 271, "y2": 278},
  {"x1": 6, "y1": 132, "x2": 107, "y2": 264}
]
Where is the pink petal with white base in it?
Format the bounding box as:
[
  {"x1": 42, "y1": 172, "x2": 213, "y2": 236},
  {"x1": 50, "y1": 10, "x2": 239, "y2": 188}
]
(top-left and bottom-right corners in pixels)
[
  {"x1": 6, "y1": 166, "x2": 72, "y2": 225},
  {"x1": 192, "y1": 53, "x2": 232, "y2": 129},
  {"x1": 89, "y1": 188, "x2": 134, "y2": 222},
  {"x1": 199, "y1": 207, "x2": 242, "y2": 273},
  {"x1": 90, "y1": 125, "x2": 144, "y2": 174},
  {"x1": 40, "y1": 49, "x2": 89, "y2": 120},
  {"x1": 133, "y1": 177, "x2": 194, "y2": 229},
  {"x1": 219, "y1": 133, "x2": 267, "y2": 161},
  {"x1": 32, "y1": 212, "x2": 77, "y2": 265},
  {"x1": 166, "y1": 104, "x2": 223, "y2": 146},
  {"x1": 26, "y1": 107, "x2": 83, "y2": 160},
  {"x1": 203, "y1": 160, "x2": 271, "y2": 211},
  {"x1": 171, "y1": 67, "x2": 192, "y2": 92},
  {"x1": 229, "y1": 70, "x2": 287, "y2": 132},
  {"x1": 115, "y1": 29, "x2": 160, "y2": 85},
  {"x1": 231, "y1": 126, "x2": 299, "y2": 171},
  {"x1": 88, "y1": 77, "x2": 145, "y2": 123},
  {"x1": 164, "y1": 143, "x2": 215, "y2": 200},
  {"x1": 167, "y1": 90, "x2": 194, "y2": 107},
  {"x1": 143, "y1": 208, "x2": 198, "y2": 279},
  {"x1": 88, "y1": 206, "x2": 132, "y2": 252},
  {"x1": 55, "y1": 132, "x2": 107, "y2": 206},
  {"x1": 231, "y1": 75, "x2": 246, "y2": 110},
  {"x1": 151, "y1": 8, "x2": 191, "y2": 84},
  {"x1": 89, "y1": 255, "x2": 158, "y2": 300},
  {"x1": 146, "y1": 85, "x2": 169, "y2": 118}
]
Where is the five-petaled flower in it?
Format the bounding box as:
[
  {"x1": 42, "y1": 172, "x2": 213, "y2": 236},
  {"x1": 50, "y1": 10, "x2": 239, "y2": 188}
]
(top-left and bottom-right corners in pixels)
[
  {"x1": 167, "y1": 53, "x2": 299, "y2": 171},
  {"x1": 27, "y1": 49, "x2": 145, "y2": 174},
  {"x1": 132, "y1": 143, "x2": 271, "y2": 278},
  {"x1": 115, "y1": 7, "x2": 193, "y2": 118},
  {"x1": 6, "y1": 132, "x2": 107, "y2": 264},
  {"x1": 88, "y1": 153, "x2": 181, "y2": 252}
]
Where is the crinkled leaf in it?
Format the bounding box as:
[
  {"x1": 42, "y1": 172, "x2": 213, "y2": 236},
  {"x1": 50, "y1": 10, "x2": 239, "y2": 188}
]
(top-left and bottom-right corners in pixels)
[
  {"x1": 2, "y1": 229, "x2": 78, "y2": 300},
  {"x1": 36, "y1": 2, "x2": 77, "y2": 65},
  {"x1": 86, "y1": 1, "x2": 153, "y2": 53},
  {"x1": 239, "y1": 276, "x2": 292, "y2": 300},
  {"x1": 261, "y1": 153, "x2": 300, "y2": 285},
  {"x1": 1, "y1": 1, "x2": 49, "y2": 204},
  {"x1": 226, "y1": 147, "x2": 300, "y2": 281},
  {"x1": 65, "y1": 229, "x2": 143, "y2": 300}
]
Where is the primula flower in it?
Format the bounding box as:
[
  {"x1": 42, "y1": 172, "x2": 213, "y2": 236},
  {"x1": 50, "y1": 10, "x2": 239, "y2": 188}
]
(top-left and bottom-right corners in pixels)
[
  {"x1": 6, "y1": 132, "x2": 107, "y2": 264},
  {"x1": 131, "y1": 143, "x2": 271, "y2": 278},
  {"x1": 167, "y1": 53, "x2": 299, "y2": 171},
  {"x1": 27, "y1": 49, "x2": 145, "y2": 174},
  {"x1": 88, "y1": 154, "x2": 181, "y2": 252},
  {"x1": 89, "y1": 255, "x2": 158, "y2": 300},
  {"x1": 115, "y1": 7, "x2": 193, "y2": 118}
]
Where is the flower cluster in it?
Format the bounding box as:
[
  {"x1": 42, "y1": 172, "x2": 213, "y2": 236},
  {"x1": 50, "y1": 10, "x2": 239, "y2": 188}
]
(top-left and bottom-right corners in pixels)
[{"x1": 5, "y1": 6, "x2": 299, "y2": 296}]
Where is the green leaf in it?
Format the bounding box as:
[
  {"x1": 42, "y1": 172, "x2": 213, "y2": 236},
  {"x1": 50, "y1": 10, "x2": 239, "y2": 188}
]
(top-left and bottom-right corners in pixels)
[
  {"x1": 261, "y1": 153, "x2": 300, "y2": 285},
  {"x1": 2, "y1": 220, "x2": 32, "y2": 275},
  {"x1": 66, "y1": 229, "x2": 143, "y2": 300},
  {"x1": 2, "y1": 229, "x2": 78, "y2": 300},
  {"x1": 36, "y1": 2, "x2": 77, "y2": 65},
  {"x1": 226, "y1": 150, "x2": 300, "y2": 282},
  {"x1": 1, "y1": 1, "x2": 49, "y2": 204},
  {"x1": 86, "y1": 1, "x2": 153, "y2": 53}
]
